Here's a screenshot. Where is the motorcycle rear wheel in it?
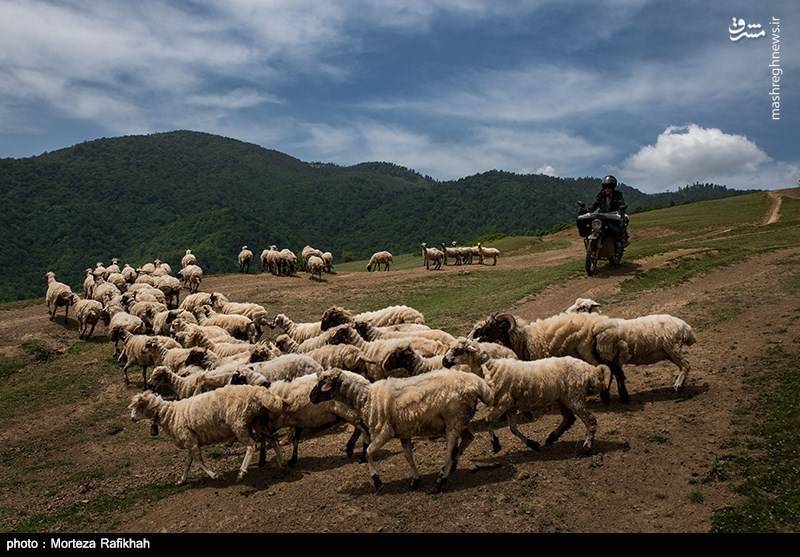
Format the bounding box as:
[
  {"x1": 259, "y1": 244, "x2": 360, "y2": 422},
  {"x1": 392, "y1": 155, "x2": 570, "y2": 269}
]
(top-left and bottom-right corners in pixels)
[{"x1": 585, "y1": 239, "x2": 599, "y2": 276}]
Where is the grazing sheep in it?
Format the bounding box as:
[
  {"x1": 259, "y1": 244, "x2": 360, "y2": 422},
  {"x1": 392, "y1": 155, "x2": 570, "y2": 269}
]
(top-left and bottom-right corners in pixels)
[
  {"x1": 354, "y1": 321, "x2": 455, "y2": 346},
  {"x1": 181, "y1": 249, "x2": 196, "y2": 269},
  {"x1": 128, "y1": 386, "x2": 285, "y2": 484},
  {"x1": 306, "y1": 255, "x2": 324, "y2": 280},
  {"x1": 468, "y1": 311, "x2": 696, "y2": 403},
  {"x1": 310, "y1": 368, "x2": 492, "y2": 492},
  {"x1": 196, "y1": 306, "x2": 258, "y2": 343},
  {"x1": 83, "y1": 269, "x2": 96, "y2": 299},
  {"x1": 44, "y1": 271, "x2": 76, "y2": 322},
  {"x1": 178, "y1": 264, "x2": 203, "y2": 293},
  {"x1": 238, "y1": 246, "x2": 254, "y2": 273},
  {"x1": 73, "y1": 297, "x2": 107, "y2": 339},
  {"x1": 367, "y1": 251, "x2": 393, "y2": 272},
  {"x1": 443, "y1": 338, "x2": 608, "y2": 454},
  {"x1": 421, "y1": 243, "x2": 443, "y2": 270},
  {"x1": 320, "y1": 304, "x2": 425, "y2": 331},
  {"x1": 119, "y1": 333, "x2": 180, "y2": 388},
  {"x1": 321, "y1": 251, "x2": 333, "y2": 273},
  {"x1": 269, "y1": 313, "x2": 322, "y2": 343},
  {"x1": 565, "y1": 298, "x2": 602, "y2": 314},
  {"x1": 476, "y1": 243, "x2": 500, "y2": 265}
]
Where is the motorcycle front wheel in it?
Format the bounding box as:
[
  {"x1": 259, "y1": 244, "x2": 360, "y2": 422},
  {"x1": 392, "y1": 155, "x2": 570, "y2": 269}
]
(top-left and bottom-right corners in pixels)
[{"x1": 585, "y1": 239, "x2": 599, "y2": 276}]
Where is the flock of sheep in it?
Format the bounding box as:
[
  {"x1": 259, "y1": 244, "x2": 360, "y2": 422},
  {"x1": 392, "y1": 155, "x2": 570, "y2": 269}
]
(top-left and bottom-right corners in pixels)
[
  {"x1": 42, "y1": 245, "x2": 697, "y2": 493},
  {"x1": 421, "y1": 242, "x2": 500, "y2": 270}
]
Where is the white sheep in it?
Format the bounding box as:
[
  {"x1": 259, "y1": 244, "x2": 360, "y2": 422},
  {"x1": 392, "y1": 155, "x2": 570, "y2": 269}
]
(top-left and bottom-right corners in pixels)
[
  {"x1": 468, "y1": 311, "x2": 696, "y2": 403},
  {"x1": 367, "y1": 251, "x2": 393, "y2": 272},
  {"x1": 181, "y1": 249, "x2": 197, "y2": 269},
  {"x1": 320, "y1": 304, "x2": 426, "y2": 331},
  {"x1": 129, "y1": 301, "x2": 168, "y2": 329},
  {"x1": 303, "y1": 344, "x2": 376, "y2": 376},
  {"x1": 92, "y1": 279, "x2": 122, "y2": 306},
  {"x1": 151, "y1": 309, "x2": 197, "y2": 336},
  {"x1": 273, "y1": 325, "x2": 350, "y2": 354},
  {"x1": 209, "y1": 294, "x2": 269, "y2": 334},
  {"x1": 421, "y1": 243, "x2": 443, "y2": 270},
  {"x1": 443, "y1": 338, "x2": 609, "y2": 454},
  {"x1": 238, "y1": 246, "x2": 254, "y2": 273},
  {"x1": 143, "y1": 338, "x2": 217, "y2": 373},
  {"x1": 92, "y1": 262, "x2": 106, "y2": 279},
  {"x1": 72, "y1": 297, "x2": 107, "y2": 339},
  {"x1": 310, "y1": 367, "x2": 492, "y2": 492},
  {"x1": 261, "y1": 246, "x2": 280, "y2": 275},
  {"x1": 44, "y1": 271, "x2": 77, "y2": 322},
  {"x1": 105, "y1": 258, "x2": 121, "y2": 277},
  {"x1": 122, "y1": 264, "x2": 137, "y2": 284},
  {"x1": 269, "y1": 313, "x2": 322, "y2": 343},
  {"x1": 171, "y1": 320, "x2": 243, "y2": 346},
  {"x1": 178, "y1": 264, "x2": 203, "y2": 293},
  {"x1": 133, "y1": 274, "x2": 156, "y2": 286},
  {"x1": 137, "y1": 262, "x2": 156, "y2": 275},
  {"x1": 179, "y1": 291, "x2": 226, "y2": 315},
  {"x1": 106, "y1": 272, "x2": 128, "y2": 292},
  {"x1": 105, "y1": 303, "x2": 146, "y2": 356},
  {"x1": 83, "y1": 269, "x2": 96, "y2": 299},
  {"x1": 353, "y1": 321, "x2": 455, "y2": 346},
  {"x1": 119, "y1": 333, "x2": 180, "y2": 388},
  {"x1": 149, "y1": 366, "x2": 235, "y2": 399},
  {"x1": 178, "y1": 327, "x2": 273, "y2": 361},
  {"x1": 153, "y1": 275, "x2": 182, "y2": 307},
  {"x1": 128, "y1": 386, "x2": 285, "y2": 484},
  {"x1": 565, "y1": 298, "x2": 602, "y2": 314},
  {"x1": 328, "y1": 325, "x2": 447, "y2": 364},
  {"x1": 307, "y1": 255, "x2": 324, "y2": 280},
  {"x1": 242, "y1": 354, "x2": 324, "y2": 384},
  {"x1": 196, "y1": 306, "x2": 258, "y2": 343},
  {"x1": 321, "y1": 251, "x2": 333, "y2": 273},
  {"x1": 476, "y1": 243, "x2": 500, "y2": 265},
  {"x1": 301, "y1": 245, "x2": 324, "y2": 262},
  {"x1": 278, "y1": 248, "x2": 297, "y2": 276}
]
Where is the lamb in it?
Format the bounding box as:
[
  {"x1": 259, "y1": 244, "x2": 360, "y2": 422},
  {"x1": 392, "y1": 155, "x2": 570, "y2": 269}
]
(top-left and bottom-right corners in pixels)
[
  {"x1": 72, "y1": 297, "x2": 107, "y2": 339},
  {"x1": 306, "y1": 255, "x2": 325, "y2": 280},
  {"x1": 83, "y1": 269, "x2": 96, "y2": 299},
  {"x1": 119, "y1": 333, "x2": 181, "y2": 388},
  {"x1": 476, "y1": 243, "x2": 500, "y2": 265},
  {"x1": 128, "y1": 385, "x2": 285, "y2": 484},
  {"x1": 151, "y1": 309, "x2": 196, "y2": 336},
  {"x1": 565, "y1": 298, "x2": 602, "y2": 314},
  {"x1": 421, "y1": 243, "x2": 443, "y2": 270},
  {"x1": 320, "y1": 304, "x2": 426, "y2": 331},
  {"x1": 468, "y1": 311, "x2": 696, "y2": 403},
  {"x1": 105, "y1": 303, "x2": 146, "y2": 356},
  {"x1": 265, "y1": 374, "x2": 364, "y2": 467},
  {"x1": 442, "y1": 338, "x2": 609, "y2": 454},
  {"x1": 178, "y1": 264, "x2": 203, "y2": 293},
  {"x1": 367, "y1": 251, "x2": 393, "y2": 272},
  {"x1": 310, "y1": 367, "x2": 492, "y2": 492},
  {"x1": 269, "y1": 313, "x2": 322, "y2": 343},
  {"x1": 328, "y1": 325, "x2": 447, "y2": 361},
  {"x1": 181, "y1": 249, "x2": 197, "y2": 269},
  {"x1": 122, "y1": 264, "x2": 137, "y2": 283},
  {"x1": 238, "y1": 246, "x2": 254, "y2": 273},
  {"x1": 354, "y1": 321, "x2": 455, "y2": 346},
  {"x1": 44, "y1": 271, "x2": 77, "y2": 322},
  {"x1": 321, "y1": 251, "x2": 333, "y2": 273},
  {"x1": 196, "y1": 306, "x2": 258, "y2": 343}
]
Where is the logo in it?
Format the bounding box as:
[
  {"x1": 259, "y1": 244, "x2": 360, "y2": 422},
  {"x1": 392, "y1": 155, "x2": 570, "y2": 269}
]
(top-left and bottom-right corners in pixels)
[{"x1": 729, "y1": 17, "x2": 765, "y2": 41}]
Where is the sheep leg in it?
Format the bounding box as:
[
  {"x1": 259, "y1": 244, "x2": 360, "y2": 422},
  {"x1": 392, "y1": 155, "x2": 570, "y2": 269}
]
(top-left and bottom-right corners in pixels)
[
  {"x1": 545, "y1": 402, "x2": 576, "y2": 446},
  {"x1": 288, "y1": 427, "x2": 301, "y2": 467},
  {"x1": 365, "y1": 428, "x2": 393, "y2": 491},
  {"x1": 237, "y1": 443, "x2": 257, "y2": 481},
  {"x1": 609, "y1": 362, "x2": 630, "y2": 403},
  {"x1": 433, "y1": 428, "x2": 461, "y2": 493},
  {"x1": 400, "y1": 438, "x2": 421, "y2": 490},
  {"x1": 141, "y1": 366, "x2": 149, "y2": 390},
  {"x1": 665, "y1": 347, "x2": 690, "y2": 391},
  {"x1": 178, "y1": 452, "x2": 193, "y2": 485},
  {"x1": 452, "y1": 428, "x2": 475, "y2": 472},
  {"x1": 485, "y1": 405, "x2": 508, "y2": 453},
  {"x1": 87, "y1": 322, "x2": 97, "y2": 339},
  {"x1": 345, "y1": 426, "x2": 362, "y2": 458},
  {"x1": 191, "y1": 445, "x2": 218, "y2": 480},
  {"x1": 121, "y1": 361, "x2": 131, "y2": 385},
  {"x1": 572, "y1": 404, "x2": 597, "y2": 454},
  {"x1": 508, "y1": 410, "x2": 540, "y2": 450},
  {"x1": 267, "y1": 433, "x2": 286, "y2": 469}
]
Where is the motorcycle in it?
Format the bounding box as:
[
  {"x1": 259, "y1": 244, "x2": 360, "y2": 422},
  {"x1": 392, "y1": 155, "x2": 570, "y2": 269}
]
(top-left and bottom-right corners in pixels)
[{"x1": 576, "y1": 201, "x2": 627, "y2": 276}]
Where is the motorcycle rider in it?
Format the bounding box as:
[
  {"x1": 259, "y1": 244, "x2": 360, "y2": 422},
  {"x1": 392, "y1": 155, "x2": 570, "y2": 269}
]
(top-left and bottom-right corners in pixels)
[{"x1": 589, "y1": 175, "x2": 629, "y2": 247}]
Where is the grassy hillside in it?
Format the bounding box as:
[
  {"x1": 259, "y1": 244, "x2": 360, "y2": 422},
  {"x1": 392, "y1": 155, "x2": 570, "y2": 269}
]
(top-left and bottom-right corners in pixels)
[{"x1": 0, "y1": 130, "x2": 753, "y2": 301}]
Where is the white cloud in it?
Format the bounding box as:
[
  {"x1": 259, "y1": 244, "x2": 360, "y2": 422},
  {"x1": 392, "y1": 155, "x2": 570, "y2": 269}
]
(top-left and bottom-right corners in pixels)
[
  {"x1": 294, "y1": 121, "x2": 610, "y2": 179},
  {"x1": 617, "y1": 124, "x2": 798, "y2": 191},
  {"x1": 535, "y1": 165, "x2": 557, "y2": 176}
]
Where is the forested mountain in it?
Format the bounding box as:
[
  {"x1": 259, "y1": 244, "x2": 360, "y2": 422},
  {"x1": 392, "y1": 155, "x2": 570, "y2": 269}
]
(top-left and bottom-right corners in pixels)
[{"x1": 0, "y1": 131, "x2": 754, "y2": 301}]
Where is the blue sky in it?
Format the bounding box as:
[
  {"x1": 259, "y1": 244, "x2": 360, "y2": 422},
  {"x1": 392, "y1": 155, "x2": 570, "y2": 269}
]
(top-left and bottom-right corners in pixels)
[{"x1": 0, "y1": 0, "x2": 797, "y2": 192}]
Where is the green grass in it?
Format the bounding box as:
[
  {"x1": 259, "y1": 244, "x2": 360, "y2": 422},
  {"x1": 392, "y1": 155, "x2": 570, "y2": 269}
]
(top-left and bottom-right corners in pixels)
[
  {"x1": 688, "y1": 491, "x2": 705, "y2": 504},
  {"x1": 711, "y1": 345, "x2": 800, "y2": 532}
]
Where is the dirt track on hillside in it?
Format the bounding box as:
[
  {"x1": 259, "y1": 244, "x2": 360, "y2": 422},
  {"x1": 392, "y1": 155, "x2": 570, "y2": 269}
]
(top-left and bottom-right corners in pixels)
[{"x1": 2, "y1": 203, "x2": 799, "y2": 532}]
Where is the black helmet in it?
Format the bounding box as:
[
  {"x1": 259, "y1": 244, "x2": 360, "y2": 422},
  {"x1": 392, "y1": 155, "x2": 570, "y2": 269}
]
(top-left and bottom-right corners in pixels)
[{"x1": 601, "y1": 175, "x2": 617, "y2": 189}]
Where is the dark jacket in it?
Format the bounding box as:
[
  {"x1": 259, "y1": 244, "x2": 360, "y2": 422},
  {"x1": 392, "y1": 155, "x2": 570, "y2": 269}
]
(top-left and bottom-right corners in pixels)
[{"x1": 589, "y1": 189, "x2": 626, "y2": 213}]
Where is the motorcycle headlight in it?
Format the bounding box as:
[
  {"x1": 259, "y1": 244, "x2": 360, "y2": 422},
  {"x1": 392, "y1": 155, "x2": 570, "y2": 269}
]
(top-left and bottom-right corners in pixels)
[{"x1": 591, "y1": 219, "x2": 602, "y2": 230}]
